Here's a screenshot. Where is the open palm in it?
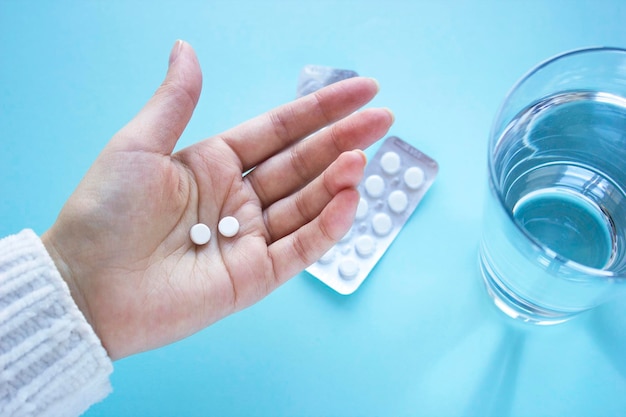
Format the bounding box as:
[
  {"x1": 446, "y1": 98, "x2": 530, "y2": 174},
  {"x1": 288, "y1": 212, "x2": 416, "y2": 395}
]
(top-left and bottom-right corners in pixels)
[{"x1": 43, "y1": 41, "x2": 393, "y2": 360}]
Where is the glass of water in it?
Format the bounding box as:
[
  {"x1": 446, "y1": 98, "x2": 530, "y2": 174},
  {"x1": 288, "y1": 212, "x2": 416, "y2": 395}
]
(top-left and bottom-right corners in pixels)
[{"x1": 479, "y1": 47, "x2": 626, "y2": 325}]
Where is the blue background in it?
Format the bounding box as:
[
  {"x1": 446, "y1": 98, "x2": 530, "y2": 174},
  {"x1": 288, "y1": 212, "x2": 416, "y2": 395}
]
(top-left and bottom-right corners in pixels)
[{"x1": 2, "y1": 1, "x2": 626, "y2": 416}]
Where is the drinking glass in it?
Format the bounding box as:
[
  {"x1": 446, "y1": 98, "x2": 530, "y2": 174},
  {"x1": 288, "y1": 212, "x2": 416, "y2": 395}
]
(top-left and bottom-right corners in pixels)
[{"x1": 479, "y1": 47, "x2": 626, "y2": 325}]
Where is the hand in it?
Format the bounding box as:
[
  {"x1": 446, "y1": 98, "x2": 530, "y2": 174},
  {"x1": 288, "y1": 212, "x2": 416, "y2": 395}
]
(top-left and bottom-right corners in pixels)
[{"x1": 42, "y1": 40, "x2": 393, "y2": 360}]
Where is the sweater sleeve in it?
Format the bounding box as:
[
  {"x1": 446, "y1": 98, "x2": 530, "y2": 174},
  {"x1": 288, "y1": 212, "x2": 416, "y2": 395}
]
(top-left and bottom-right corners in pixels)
[{"x1": 0, "y1": 229, "x2": 113, "y2": 417}]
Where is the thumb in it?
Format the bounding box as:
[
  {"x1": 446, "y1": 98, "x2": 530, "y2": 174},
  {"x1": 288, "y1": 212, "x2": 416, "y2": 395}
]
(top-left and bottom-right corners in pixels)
[{"x1": 110, "y1": 40, "x2": 203, "y2": 155}]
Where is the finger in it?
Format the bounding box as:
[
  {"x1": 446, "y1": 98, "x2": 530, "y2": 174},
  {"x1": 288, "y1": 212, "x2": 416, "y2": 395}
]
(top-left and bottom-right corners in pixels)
[
  {"x1": 268, "y1": 188, "x2": 360, "y2": 285},
  {"x1": 109, "y1": 40, "x2": 203, "y2": 155},
  {"x1": 219, "y1": 77, "x2": 380, "y2": 171},
  {"x1": 263, "y1": 150, "x2": 367, "y2": 242},
  {"x1": 247, "y1": 107, "x2": 393, "y2": 208}
]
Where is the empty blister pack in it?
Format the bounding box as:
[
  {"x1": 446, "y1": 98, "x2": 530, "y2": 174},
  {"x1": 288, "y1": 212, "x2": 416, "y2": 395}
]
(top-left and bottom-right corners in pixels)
[
  {"x1": 296, "y1": 65, "x2": 359, "y2": 98},
  {"x1": 306, "y1": 136, "x2": 439, "y2": 294}
]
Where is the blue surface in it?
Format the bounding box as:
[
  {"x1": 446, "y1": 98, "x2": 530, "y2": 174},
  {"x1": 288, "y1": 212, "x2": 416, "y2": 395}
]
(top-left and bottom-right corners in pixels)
[{"x1": 2, "y1": 1, "x2": 626, "y2": 416}]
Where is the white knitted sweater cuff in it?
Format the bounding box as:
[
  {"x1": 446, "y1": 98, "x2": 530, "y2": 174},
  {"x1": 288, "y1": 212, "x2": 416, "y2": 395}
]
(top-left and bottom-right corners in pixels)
[{"x1": 0, "y1": 229, "x2": 113, "y2": 417}]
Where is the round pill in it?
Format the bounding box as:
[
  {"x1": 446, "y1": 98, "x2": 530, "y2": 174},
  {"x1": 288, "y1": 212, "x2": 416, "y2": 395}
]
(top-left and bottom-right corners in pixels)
[
  {"x1": 338, "y1": 258, "x2": 359, "y2": 280},
  {"x1": 356, "y1": 198, "x2": 369, "y2": 220},
  {"x1": 355, "y1": 235, "x2": 376, "y2": 257},
  {"x1": 404, "y1": 166, "x2": 425, "y2": 190},
  {"x1": 380, "y1": 151, "x2": 401, "y2": 175},
  {"x1": 218, "y1": 216, "x2": 239, "y2": 237},
  {"x1": 372, "y1": 213, "x2": 393, "y2": 236},
  {"x1": 190, "y1": 223, "x2": 211, "y2": 245},
  {"x1": 364, "y1": 175, "x2": 385, "y2": 198},
  {"x1": 388, "y1": 190, "x2": 409, "y2": 213}
]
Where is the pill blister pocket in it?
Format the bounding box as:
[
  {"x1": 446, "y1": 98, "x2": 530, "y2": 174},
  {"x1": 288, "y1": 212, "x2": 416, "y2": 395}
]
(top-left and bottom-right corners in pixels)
[{"x1": 306, "y1": 136, "x2": 439, "y2": 294}]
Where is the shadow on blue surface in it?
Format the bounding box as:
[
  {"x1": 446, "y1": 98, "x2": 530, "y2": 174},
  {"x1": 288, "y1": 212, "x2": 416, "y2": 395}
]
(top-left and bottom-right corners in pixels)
[
  {"x1": 587, "y1": 299, "x2": 626, "y2": 381},
  {"x1": 464, "y1": 327, "x2": 526, "y2": 416}
]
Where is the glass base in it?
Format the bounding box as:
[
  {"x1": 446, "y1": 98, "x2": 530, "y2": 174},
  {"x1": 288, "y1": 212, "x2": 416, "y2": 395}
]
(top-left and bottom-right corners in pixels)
[{"x1": 479, "y1": 252, "x2": 577, "y2": 325}]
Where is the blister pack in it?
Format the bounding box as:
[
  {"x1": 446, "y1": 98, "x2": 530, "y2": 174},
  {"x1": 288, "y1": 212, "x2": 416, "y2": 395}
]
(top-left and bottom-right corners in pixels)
[
  {"x1": 296, "y1": 65, "x2": 359, "y2": 98},
  {"x1": 306, "y1": 135, "x2": 439, "y2": 294}
]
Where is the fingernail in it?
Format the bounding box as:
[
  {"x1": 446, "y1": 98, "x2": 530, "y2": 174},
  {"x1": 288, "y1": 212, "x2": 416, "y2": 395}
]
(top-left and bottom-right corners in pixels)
[
  {"x1": 368, "y1": 77, "x2": 380, "y2": 92},
  {"x1": 383, "y1": 107, "x2": 396, "y2": 123},
  {"x1": 355, "y1": 149, "x2": 368, "y2": 164},
  {"x1": 169, "y1": 40, "x2": 184, "y2": 67}
]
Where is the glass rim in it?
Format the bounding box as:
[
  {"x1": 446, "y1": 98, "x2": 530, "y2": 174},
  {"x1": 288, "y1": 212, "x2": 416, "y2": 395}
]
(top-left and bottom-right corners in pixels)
[{"x1": 488, "y1": 46, "x2": 626, "y2": 279}]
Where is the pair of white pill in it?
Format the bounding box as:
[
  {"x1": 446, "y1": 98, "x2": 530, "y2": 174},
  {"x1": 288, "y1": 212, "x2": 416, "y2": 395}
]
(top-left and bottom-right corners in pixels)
[
  {"x1": 380, "y1": 151, "x2": 425, "y2": 188},
  {"x1": 189, "y1": 216, "x2": 239, "y2": 245},
  {"x1": 356, "y1": 191, "x2": 408, "y2": 220},
  {"x1": 363, "y1": 168, "x2": 424, "y2": 198}
]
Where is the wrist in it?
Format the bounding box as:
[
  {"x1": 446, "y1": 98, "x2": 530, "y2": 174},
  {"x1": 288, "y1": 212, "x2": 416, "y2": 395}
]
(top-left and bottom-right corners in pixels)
[{"x1": 42, "y1": 229, "x2": 96, "y2": 339}]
